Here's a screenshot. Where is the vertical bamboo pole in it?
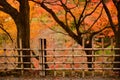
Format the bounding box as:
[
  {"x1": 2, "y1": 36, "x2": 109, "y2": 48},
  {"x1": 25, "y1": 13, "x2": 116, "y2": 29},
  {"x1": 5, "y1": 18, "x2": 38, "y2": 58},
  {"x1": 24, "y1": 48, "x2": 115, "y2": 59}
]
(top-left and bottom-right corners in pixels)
[
  {"x1": 72, "y1": 49, "x2": 74, "y2": 77},
  {"x1": 20, "y1": 38, "x2": 23, "y2": 75},
  {"x1": 38, "y1": 38, "x2": 41, "y2": 76},
  {"x1": 30, "y1": 50, "x2": 32, "y2": 70},
  {"x1": 3, "y1": 38, "x2": 7, "y2": 71},
  {"x1": 54, "y1": 49, "x2": 56, "y2": 77},
  {"x1": 39, "y1": 38, "x2": 44, "y2": 76},
  {"x1": 39, "y1": 38, "x2": 47, "y2": 76},
  {"x1": 92, "y1": 36, "x2": 95, "y2": 77},
  {"x1": 101, "y1": 37, "x2": 105, "y2": 77},
  {"x1": 43, "y1": 39, "x2": 47, "y2": 75},
  {"x1": 82, "y1": 36, "x2": 85, "y2": 78},
  {"x1": 111, "y1": 38, "x2": 114, "y2": 72}
]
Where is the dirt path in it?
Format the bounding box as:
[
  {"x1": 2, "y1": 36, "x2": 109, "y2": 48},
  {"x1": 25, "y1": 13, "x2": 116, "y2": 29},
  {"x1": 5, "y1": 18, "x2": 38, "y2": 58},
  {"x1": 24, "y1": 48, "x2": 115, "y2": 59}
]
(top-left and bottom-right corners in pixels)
[{"x1": 0, "y1": 77, "x2": 120, "y2": 80}]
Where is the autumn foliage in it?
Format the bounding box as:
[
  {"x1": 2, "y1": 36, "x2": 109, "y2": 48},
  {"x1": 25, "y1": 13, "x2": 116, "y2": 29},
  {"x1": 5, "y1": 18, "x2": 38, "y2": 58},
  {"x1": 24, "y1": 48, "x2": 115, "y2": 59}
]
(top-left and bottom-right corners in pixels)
[
  {"x1": 0, "y1": 0, "x2": 117, "y2": 42},
  {"x1": 0, "y1": 0, "x2": 119, "y2": 70}
]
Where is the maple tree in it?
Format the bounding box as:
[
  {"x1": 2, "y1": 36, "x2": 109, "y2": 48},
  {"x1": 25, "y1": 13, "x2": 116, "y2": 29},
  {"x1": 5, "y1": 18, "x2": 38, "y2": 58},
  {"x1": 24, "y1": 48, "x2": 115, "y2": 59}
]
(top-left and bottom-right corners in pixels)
[
  {"x1": 0, "y1": 0, "x2": 31, "y2": 69},
  {"x1": 32, "y1": 0, "x2": 111, "y2": 70},
  {"x1": 0, "y1": 0, "x2": 118, "y2": 73},
  {"x1": 0, "y1": 0, "x2": 51, "y2": 71},
  {"x1": 102, "y1": 0, "x2": 120, "y2": 73}
]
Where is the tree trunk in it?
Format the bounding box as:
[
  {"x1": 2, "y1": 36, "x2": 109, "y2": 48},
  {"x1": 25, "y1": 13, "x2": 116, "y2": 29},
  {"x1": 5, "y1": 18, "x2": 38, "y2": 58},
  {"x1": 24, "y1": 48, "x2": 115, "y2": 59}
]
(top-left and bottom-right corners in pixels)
[
  {"x1": 17, "y1": 23, "x2": 30, "y2": 69},
  {"x1": 14, "y1": 0, "x2": 31, "y2": 69},
  {"x1": 114, "y1": 32, "x2": 120, "y2": 72},
  {"x1": 114, "y1": 2, "x2": 120, "y2": 73},
  {"x1": 84, "y1": 44, "x2": 93, "y2": 71},
  {"x1": 85, "y1": 50, "x2": 93, "y2": 71},
  {"x1": 19, "y1": 1, "x2": 30, "y2": 69}
]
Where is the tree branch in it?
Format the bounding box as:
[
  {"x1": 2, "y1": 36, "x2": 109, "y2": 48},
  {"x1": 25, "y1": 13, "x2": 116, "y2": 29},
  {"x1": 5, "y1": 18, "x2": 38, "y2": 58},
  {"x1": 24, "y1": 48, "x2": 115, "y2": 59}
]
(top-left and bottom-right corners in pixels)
[
  {"x1": 32, "y1": 0, "x2": 82, "y2": 44},
  {"x1": 0, "y1": 0, "x2": 18, "y2": 20},
  {"x1": 0, "y1": 24, "x2": 13, "y2": 43},
  {"x1": 59, "y1": 0, "x2": 77, "y2": 26},
  {"x1": 49, "y1": 27, "x2": 68, "y2": 35},
  {"x1": 101, "y1": 0, "x2": 116, "y2": 33},
  {"x1": 84, "y1": 7, "x2": 103, "y2": 34},
  {"x1": 79, "y1": 1, "x2": 102, "y2": 26},
  {"x1": 77, "y1": 0, "x2": 88, "y2": 28},
  {"x1": 90, "y1": 24, "x2": 119, "y2": 37}
]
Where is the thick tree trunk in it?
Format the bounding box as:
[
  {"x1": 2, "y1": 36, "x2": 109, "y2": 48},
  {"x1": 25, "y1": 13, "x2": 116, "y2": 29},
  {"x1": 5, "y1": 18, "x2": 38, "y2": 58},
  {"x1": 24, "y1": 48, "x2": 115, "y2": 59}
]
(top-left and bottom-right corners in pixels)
[
  {"x1": 114, "y1": 2, "x2": 120, "y2": 73},
  {"x1": 114, "y1": 32, "x2": 120, "y2": 72},
  {"x1": 17, "y1": 24, "x2": 30, "y2": 69},
  {"x1": 14, "y1": 0, "x2": 31, "y2": 69},
  {"x1": 19, "y1": 1, "x2": 30, "y2": 69}
]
